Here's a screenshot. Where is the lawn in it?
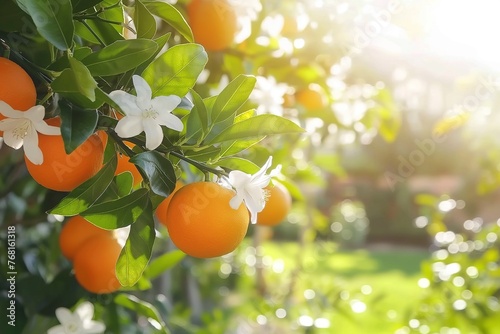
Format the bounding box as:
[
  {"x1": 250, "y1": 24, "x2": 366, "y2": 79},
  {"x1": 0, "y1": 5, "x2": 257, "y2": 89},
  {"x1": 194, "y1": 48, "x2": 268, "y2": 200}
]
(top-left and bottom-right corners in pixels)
[{"x1": 224, "y1": 240, "x2": 430, "y2": 334}]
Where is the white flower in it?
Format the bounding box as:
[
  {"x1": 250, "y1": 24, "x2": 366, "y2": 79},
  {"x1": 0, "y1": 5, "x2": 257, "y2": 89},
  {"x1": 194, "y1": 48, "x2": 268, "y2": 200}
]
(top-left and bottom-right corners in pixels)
[
  {"x1": 0, "y1": 101, "x2": 60, "y2": 165},
  {"x1": 250, "y1": 76, "x2": 288, "y2": 116},
  {"x1": 47, "y1": 301, "x2": 105, "y2": 334},
  {"x1": 227, "y1": 156, "x2": 281, "y2": 224},
  {"x1": 109, "y1": 75, "x2": 183, "y2": 150}
]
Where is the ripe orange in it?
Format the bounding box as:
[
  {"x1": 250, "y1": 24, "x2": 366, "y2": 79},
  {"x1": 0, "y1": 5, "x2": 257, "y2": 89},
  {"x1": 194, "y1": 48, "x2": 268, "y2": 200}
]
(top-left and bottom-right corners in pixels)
[
  {"x1": 59, "y1": 216, "x2": 112, "y2": 261},
  {"x1": 155, "y1": 180, "x2": 184, "y2": 227},
  {"x1": 24, "y1": 118, "x2": 104, "y2": 192},
  {"x1": 0, "y1": 57, "x2": 37, "y2": 135},
  {"x1": 73, "y1": 234, "x2": 122, "y2": 294},
  {"x1": 165, "y1": 182, "x2": 249, "y2": 258},
  {"x1": 295, "y1": 85, "x2": 326, "y2": 111},
  {"x1": 187, "y1": 0, "x2": 238, "y2": 51},
  {"x1": 257, "y1": 181, "x2": 292, "y2": 226}
]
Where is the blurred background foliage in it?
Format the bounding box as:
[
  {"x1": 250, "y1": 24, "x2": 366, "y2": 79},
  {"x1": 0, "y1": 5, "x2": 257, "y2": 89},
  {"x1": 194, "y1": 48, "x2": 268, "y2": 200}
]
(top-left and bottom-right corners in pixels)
[{"x1": 2, "y1": 0, "x2": 500, "y2": 333}]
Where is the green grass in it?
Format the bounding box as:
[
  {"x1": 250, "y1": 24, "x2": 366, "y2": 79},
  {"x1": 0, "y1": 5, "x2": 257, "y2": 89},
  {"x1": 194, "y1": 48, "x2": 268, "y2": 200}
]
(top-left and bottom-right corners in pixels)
[{"x1": 227, "y1": 241, "x2": 430, "y2": 334}]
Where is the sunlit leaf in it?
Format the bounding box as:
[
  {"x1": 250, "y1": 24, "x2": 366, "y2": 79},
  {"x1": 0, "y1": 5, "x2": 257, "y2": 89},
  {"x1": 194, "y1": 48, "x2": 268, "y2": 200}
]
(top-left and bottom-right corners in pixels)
[
  {"x1": 116, "y1": 201, "x2": 155, "y2": 287},
  {"x1": 215, "y1": 157, "x2": 259, "y2": 173},
  {"x1": 135, "y1": 0, "x2": 156, "y2": 39},
  {"x1": 51, "y1": 56, "x2": 98, "y2": 101},
  {"x1": 82, "y1": 39, "x2": 158, "y2": 76},
  {"x1": 211, "y1": 74, "x2": 256, "y2": 124},
  {"x1": 184, "y1": 90, "x2": 208, "y2": 144},
  {"x1": 206, "y1": 114, "x2": 304, "y2": 144},
  {"x1": 142, "y1": 44, "x2": 208, "y2": 97},
  {"x1": 17, "y1": 0, "x2": 74, "y2": 50},
  {"x1": 144, "y1": 0, "x2": 193, "y2": 42},
  {"x1": 114, "y1": 294, "x2": 169, "y2": 333},
  {"x1": 144, "y1": 250, "x2": 185, "y2": 280},
  {"x1": 50, "y1": 155, "x2": 117, "y2": 215},
  {"x1": 81, "y1": 188, "x2": 149, "y2": 229}
]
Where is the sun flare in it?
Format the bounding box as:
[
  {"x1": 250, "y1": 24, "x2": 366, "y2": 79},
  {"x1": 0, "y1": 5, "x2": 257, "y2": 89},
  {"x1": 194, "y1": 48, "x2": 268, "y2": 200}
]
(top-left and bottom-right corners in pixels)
[{"x1": 428, "y1": 0, "x2": 500, "y2": 67}]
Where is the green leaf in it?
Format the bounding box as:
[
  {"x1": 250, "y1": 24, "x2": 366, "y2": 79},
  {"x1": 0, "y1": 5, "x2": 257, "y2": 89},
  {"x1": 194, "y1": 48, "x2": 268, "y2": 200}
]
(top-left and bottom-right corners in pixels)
[
  {"x1": 116, "y1": 201, "x2": 155, "y2": 287},
  {"x1": 142, "y1": 44, "x2": 207, "y2": 97},
  {"x1": 219, "y1": 137, "x2": 264, "y2": 157},
  {"x1": 115, "y1": 172, "x2": 133, "y2": 197},
  {"x1": 81, "y1": 188, "x2": 149, "y2": 229},
  {"x1": 17, "y1": 0, "x2": 74, "y2": 50},
  {"x1": 135, "y1": 0, "x2": 156, "y2": 39},
  {"x1": 0, "y1": 1, "x2": 30, "y2": 32},
  {"x1": 184, "y1": 146, "x2": 221, "y2": 162},
  {"x1": 60, "y1": 100, "x2": 98, "y2": 154},
  {"x1": 81, "y1": 39, "x2": 158, "y2": 76},
  {"x1": 184, "y1": 89, "x2": 208, "y2": 144},
  {"x1": 207, "y1": 114, "x2": 304, "y2": 144},
  {"x1": 71, "y1": 0, "x2": 102, "y2": 12},
  {"x1": 216, "y1": 157, "x2": 259, "y2": 174},
  {"x1": 145, "y1": 250, "x2": 185, "y2": 280},
  {"x1": 74, "y1": 18, "x2": 124, "y2": 45},
  {"x1": 50, "y1": 155, "x2": 117, "y2": 216},
  {"x1": 144, "y1": 0, "x2": 193, "y2": 42},
  {"x1": 211, "y1": 75, "x2": 256, "y2": 124},
  {"x1": 114, "y1": 294, "x2": 169, "y2": 333},
  {"x1": 130, "y1": 151, "x2": 176, "y2": 197},
  {"x1": 51, "y1": 56, "x2": 98, "y2": 101},
  {"x1": 134, "y1": 33, "x2": 171, "y2": 75}
]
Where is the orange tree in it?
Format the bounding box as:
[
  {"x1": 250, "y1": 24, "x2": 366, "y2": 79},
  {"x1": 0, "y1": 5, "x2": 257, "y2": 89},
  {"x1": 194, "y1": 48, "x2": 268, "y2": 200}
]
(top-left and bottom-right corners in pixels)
[
  {"x1": 0, "y1": 0, "x2": 305, "y2": 332},
  {"x1": 0, "y1": 0, "x2": 402, "y2": 333}
]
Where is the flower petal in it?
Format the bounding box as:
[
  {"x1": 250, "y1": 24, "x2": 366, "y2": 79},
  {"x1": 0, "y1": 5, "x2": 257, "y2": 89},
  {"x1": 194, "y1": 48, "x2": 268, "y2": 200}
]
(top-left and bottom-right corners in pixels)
[
  {"x1": 0, "y1": 101, "x2": 23, "y2": 118},
  {"x1": 2, "y1": 122, "x2": 26, "y2": 149},
  {"x1": 229, "y1": 192, "x2": 244, "y2": 210},
  {"x1": 55, "y1": 307, "x2": 73, "y2": 325},
  {"x1": 142, "y1": 118, "x2": 164, "y2": 150},
  {"x1": 75, "y1": 301, "x2": 94, "y2": 323},
  {"x1": 23, "y1": 126, "x2": 44, "y2": 165},
  {"x1": 228, "y1": 170, "x2": 250, "y2": 189},
  {"x1": 83, "y1": 321, "x2": 106, "y2": 333},
  {"x1": 151, "y1": 95, "x2": 182, "y2": 112},
  {"x1": 34, "y1": 120, "x2": 61, "y2": 135},
  {"x1": 244, "y1": 188, "x2": 266, "y2": 224},
  {"x1": 47, "y1": 325, "x2": 66, "y2": 334},
  {"x1": 156, "y1": 112, "x2": 184, "y2": 132},
  {"x1": 115, "y1": 116, "x2": 144, "y2": 138},
  {"x1": 250, "y1": 156, "x2": 273, "y2": 183},
  {"x1": 0, "y1": 118, "x2": 24, "y2": 132},
  {"x1": 109, "y1": 91, "x2": 143, "y2": 116},
  {"x1": 22, "y1": 105, "x2": 45, "y2": 123},
  {"x1": 132, "y1": 75, "x2": 152, "y2": 110}
]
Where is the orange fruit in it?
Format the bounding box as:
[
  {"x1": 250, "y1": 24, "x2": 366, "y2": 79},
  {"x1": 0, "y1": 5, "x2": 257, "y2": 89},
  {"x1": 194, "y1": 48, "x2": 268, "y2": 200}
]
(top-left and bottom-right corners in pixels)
[
  {"x1": 24, "y1": 118, "x2": 104, "y2": 192},
  {"x1": 187, "y1": 0, "x2": 237, "y2": 51},
  {"x1": 295, "y1": 85, "x2": 326, "y2": 111},
  {"x1": 257, "y1": 181, "x2": 292, "y2": 226},
  {"x1": 155, "y1": 180, "x2": 184, "y2": 227},
  {"x1": 0, "y1": 57, "x2": 37, "y2": 135},
  {"x1": 59, "y1": 216, "x2": 112, "y2": 261},
  {"x1": 115, "y1": 153, "x2": 142, "y2": 186},
  {"x1": 73, "y1": 234, "x2": 122, "y2": 294},
  {"x1": 165, "y1": 182, "x2": 249, "y2": 258}
]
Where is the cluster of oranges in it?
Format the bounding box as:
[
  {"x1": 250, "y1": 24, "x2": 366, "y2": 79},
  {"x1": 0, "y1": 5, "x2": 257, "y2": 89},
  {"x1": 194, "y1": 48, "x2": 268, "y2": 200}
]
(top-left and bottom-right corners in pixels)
[
  {"x1": 0, "y1": 57, "x2": 141, "y2": 191},
  {"x1": 155, "y1": 180, "x2": 292, "y2": 259},
  {"x1": 2, "y1": 55, "x2": 293, "y2": 285},
  {"x1": 59, "y1": 216, "x2": 122, "y2": 294}
]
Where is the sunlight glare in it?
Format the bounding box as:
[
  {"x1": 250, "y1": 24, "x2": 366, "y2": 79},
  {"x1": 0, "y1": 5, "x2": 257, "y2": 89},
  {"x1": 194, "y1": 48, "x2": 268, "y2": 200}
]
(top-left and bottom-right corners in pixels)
[{"x1": 428, "y1": 0, "x2": 500, "y2": 67}]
